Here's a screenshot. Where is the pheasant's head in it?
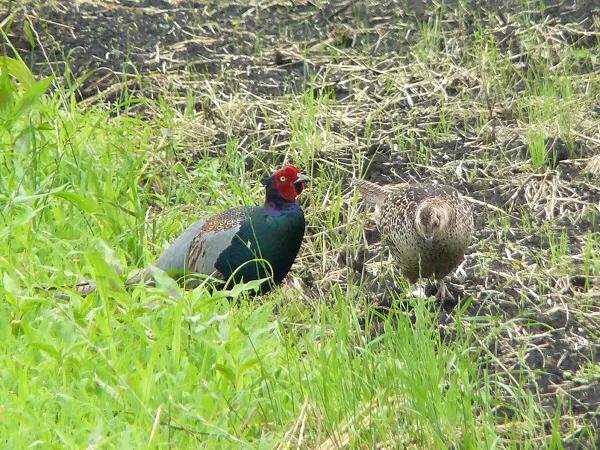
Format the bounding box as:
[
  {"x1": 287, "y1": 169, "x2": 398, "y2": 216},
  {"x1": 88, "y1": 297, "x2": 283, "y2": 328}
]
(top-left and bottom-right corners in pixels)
[
  {"x1": 262, "y1": 165, "x2": 310, "y2": 203},
  {"x1": 415, "y1": 202, "x2": 451, "y2": 242}
]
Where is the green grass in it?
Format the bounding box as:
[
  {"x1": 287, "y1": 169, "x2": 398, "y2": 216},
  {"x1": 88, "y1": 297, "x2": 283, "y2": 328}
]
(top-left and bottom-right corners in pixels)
[
  {"x1": 527, "y1": 130, "x2": 547, "y2": 170},
  {"x1": 0, "y1": 55, "x2": 578, "y2": 449},
  {"x1": 1, "y1": 0, "x2": 599, "y2": 446}
]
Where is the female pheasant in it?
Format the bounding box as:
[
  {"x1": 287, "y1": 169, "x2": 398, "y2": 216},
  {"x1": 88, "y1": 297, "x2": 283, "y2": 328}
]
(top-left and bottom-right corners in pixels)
[
  {"x1": 74, "y1": 165, "x2": 309, "y2": 295},
  {"x1": 352, "y1": 179, "x2": 474, "y2": 300}
]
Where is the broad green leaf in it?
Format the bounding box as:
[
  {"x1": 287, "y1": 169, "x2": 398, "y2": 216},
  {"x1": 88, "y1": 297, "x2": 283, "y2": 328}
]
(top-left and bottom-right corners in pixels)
[
  {"x1": 3, "y1": 271, "x2": 19, "y2": 294},
  {"x1": 30, "y1": 341, "x2": 60, "y2": 360},
  {"x1": 54, "y1": 191, "x2": 100, "y2": 214},
  {"x1": 86, "y1": 250, "x2": 126, "y2": 299},
  {"x1": 224, "y1": 277, "x2": 266, "y2": 298},
  {"x1": 149, "y1": 266, "x2": 182, "y2": 299},
  {"x1": 0, "y1": 56, "x2": 35, "y2": 88},
  {"x1": 0, "y1": 63, "x2": 15, "y2": 113},
  {"x1": 12, "y1": 184, "x2": 68, "y2": 203},
  {"x1": 215, "y1": 363, "x2": 236, "y2": 386},
  {"x1": 13, "y1": 76, "x2": 53, "y2": 119}
]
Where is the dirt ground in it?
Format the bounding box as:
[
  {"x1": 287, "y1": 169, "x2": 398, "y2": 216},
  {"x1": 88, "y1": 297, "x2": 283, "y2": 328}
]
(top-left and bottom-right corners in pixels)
[
  {"x1": 5, "y1": 0, "x2": 599, "y2": 98},
  {"x1": 3, "y1": 0, "x2": 600, "y2": 446}
]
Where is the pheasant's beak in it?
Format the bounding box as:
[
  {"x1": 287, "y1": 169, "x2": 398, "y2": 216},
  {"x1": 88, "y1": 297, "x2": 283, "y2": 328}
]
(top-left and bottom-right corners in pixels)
[{"x1": 294, "y1": 174, "x2": 310, "y2": 194}]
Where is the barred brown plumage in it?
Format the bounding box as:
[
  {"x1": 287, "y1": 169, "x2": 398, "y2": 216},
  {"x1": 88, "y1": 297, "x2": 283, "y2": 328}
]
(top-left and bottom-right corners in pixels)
[{"x1": 352, "y1": 178, "x2": 474, "y2": 299}]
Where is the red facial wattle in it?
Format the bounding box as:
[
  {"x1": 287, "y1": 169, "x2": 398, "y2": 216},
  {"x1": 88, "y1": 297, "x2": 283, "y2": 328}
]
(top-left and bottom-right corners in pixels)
[{"x1": 272, "y1": 165, "x2": 308, "y2": 201}]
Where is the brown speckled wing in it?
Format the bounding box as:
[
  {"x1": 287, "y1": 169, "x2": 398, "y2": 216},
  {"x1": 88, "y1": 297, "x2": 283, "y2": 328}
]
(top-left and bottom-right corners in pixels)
[
  {"x1": 153, "y1": 207, "x2": 249, "y2": 279},
  {"x1": 196, "y1": 208, "x2": 248, "y2": 233},
  {"x1": 186, "y1": 207, "x2": 250, "y2": 275}
]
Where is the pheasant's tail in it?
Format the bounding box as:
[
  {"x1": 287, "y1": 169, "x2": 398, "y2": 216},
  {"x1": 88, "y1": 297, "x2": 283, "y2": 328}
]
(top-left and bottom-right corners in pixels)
[
  {"x1": 37, "y1": 280, "x2": 98, "y2": 299},
  {"x1": 39, "y1": 269, "x2": 150, "y2": 299},
  {"x1": 351, "y1": 178, "x2": 388, "y2": 206},
  {"x1": 73, "y1": 281, "x2": 98, "y2": 295},
  {"x1": 124, "y1": 269, "x2": 154, "y2": 287}
]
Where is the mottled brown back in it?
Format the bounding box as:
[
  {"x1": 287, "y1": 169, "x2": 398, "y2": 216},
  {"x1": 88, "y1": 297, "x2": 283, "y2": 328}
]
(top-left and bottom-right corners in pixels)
[{"x1": 356, "y1": 181, "x2": 474, "y2": 283}]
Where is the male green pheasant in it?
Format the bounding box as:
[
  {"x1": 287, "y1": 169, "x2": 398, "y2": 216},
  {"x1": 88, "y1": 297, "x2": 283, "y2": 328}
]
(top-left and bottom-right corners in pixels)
[
  {"x1": 73, "y1": 165, "x2": 309, "y2": 295},
  {"x1": 352, "y1": 178, "x2": 474, "y2": 299}
]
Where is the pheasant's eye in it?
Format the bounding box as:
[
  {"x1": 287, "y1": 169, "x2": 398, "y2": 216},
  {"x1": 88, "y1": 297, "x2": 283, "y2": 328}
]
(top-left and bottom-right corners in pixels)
[{"x1": 279, "y1": 176, "x2": 287, "y2": 182}]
